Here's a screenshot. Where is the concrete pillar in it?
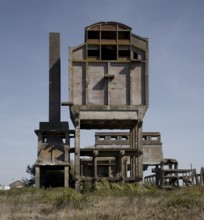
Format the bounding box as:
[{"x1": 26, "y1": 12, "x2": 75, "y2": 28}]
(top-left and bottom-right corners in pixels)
[
  {"x1": 35, "y1": 166, "x2": 40, "y2": 188},
  {"x1": 120, "y1": 151, "x2": 125, "y2": 182},
  {"x1": 130, "y1": 126, "x2": 136, "y2": 178},
  {"x1": 93, "y1": 150, "x2": 98, "y2": 181},
  {"x1": 64, "y1": 131, "x2": 70, "y2": 187},
  {"x1": 108, "y1": 159, "x2": 112, "y2": 177},
  {"x1": 136, "y1": 124, "x2": 143, "y2": 178},
  {"x1": 75, "y1": 118, "x2": 80, "y2": 190},
  {"x1": 64, "y1": 166, "x2": 69, "y2": 187},
  {"x1": 124, "y1": 158, "x2": 127, "y2": 178}
]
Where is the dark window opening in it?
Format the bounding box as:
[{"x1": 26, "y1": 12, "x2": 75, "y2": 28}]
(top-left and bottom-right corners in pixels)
[
  {"x1": 118, "y1": 31, "x2": 130, "y2": 40},
  {"x1": 87, "y1": 45, "x2": 100, "y2": 58},
  {"x1": 133, "y1": 52, "x2": 138, "y2": 59},
  {"x1": 119, "y1": 50, "x2": 130, "y2": 58},
  {"x1": 88, "y1": 50, "x2": 100, "y2": 57},
  {"x1": 87, "y1": 31, "x2": 100, "y2": 39},
  {"x1": 40, "y1": 167, "x2": 64, "y2": 188},
  {"x1": 101, "y1": 31, "x2": 117, "y2": 40},
  {"x1": 98, "y1": 166, "x2": 109, "y2": 177},
  {"x1": 101, "y1": 45, "x2": 117, "y2": 60}
]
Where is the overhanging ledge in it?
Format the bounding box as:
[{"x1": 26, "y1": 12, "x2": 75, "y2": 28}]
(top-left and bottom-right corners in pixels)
[{"x1": 80, "y1": 111, "x2": 138, "y2": 120}]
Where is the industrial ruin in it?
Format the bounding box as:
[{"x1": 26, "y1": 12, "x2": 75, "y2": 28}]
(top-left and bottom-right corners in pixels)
[{"x1": 34, "y1": 22, "x2": 201, "y2": 190}]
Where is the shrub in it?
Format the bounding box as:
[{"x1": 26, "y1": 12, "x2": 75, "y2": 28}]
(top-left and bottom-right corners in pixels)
[{"x1": 52, "y1": 188, "x2": 82, "y2": 208}]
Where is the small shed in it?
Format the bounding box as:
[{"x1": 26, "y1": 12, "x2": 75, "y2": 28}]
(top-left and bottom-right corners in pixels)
[{"x1": 9, "y1": 180, "x2": 24, "y2": 188}]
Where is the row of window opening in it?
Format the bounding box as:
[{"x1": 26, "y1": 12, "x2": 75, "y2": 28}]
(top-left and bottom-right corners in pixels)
[
  {"x1": 87, "y1": 31, "x2": 130, "y2": 41},
  {"x1": 97, "y1": 136, "x2": 129, "y2": 141},
  {"x1": 87, "y1": 45, "x2": 139, "y2": 60}
]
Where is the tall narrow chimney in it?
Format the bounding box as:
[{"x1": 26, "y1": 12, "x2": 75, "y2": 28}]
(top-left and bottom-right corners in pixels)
[{"x1": 49, "y1": 33, "x2": 61, "y2": 123}]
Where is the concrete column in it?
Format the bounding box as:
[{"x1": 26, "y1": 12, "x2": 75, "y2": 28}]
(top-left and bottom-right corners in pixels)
[
  {"x1": 138, "y1": 124, "x2": 143, "y2": 179},
  {"x1": 64, "y1": 131, "x2": 70, "y2": 187},
  {"x1": 130, "y1": 127, "x2": 136, "y2": 178},
  {"x1": 108, "y1": 159, "x2": 112, "y2": 177},
  {"x1": 35, "y1": 166, "x2": 40, "y2": 188},
  {"x1": 93, "y1": 151, "x2": 98, "y2": 180},
  {"x1": 120, "y1": 151, "x2": 125, "y2": 182},
  {"x1": 123, "y1": 159, "x2": 127, "y2": 178},
  {"x1": 75, "y1": 118, "x2": 80, "y2": 190},
  {"x1": 64, "y1": 166, "x2": 69, "y2": 187},
  {"x1": 132, "y1": 156, "x2": 136, "y2": 178}
]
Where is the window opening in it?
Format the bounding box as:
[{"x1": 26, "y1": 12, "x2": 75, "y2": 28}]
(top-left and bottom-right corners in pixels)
[
  {"x1": 43, "y1": 138, "x2": 47, "y2": 143},
  {"x1": 151, "y1": 136, "x2": 158, "y2": 141},
  {"x1": 99, "y1": 136, "x2": 105, "y2": 141},
  {"x1": 101, "y1": 31, "x2": 116, "y2": 40},
  {"x1": 121, "y1": 136, "x2": 128, "y2": 141},
  {"x1": 111, "y1": 136, "x2": 117, "y2": 141},
  {"x1": 119, "y1": 50, "x2": 130, "y2": 58},
  {"x1": 87, "y1": 31, "x2": 100, "y2": 40},
  {"x1": 101, "y1": 45, "x2": 117, "y2": 60},
  {"x1": 118, "y1": 31, "x2": 130, "y2": 40},
  {"x1": 118, "y1": 45, "x2": 130, "y2": 59},
  {"x1": 62, "y1": 138, "x2": 66, "y2": 144},
  {"x1": 133, "y1": 52, "x2": 138, "y2": 59},
  {"x1": 87, "y1": 45, "x2": 100, "y2": 58}
]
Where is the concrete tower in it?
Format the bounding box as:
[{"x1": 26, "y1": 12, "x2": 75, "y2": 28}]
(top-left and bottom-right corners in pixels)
[{"x1": 35, "y1": 33, "x2": 70, "y2": 188}]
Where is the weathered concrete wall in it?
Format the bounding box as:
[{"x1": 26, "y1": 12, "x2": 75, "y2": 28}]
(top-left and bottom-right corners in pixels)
[
  {"x1": 72, "y1": 63, "x2": 86, "y2": 104},
  {"x1": 87, "y1": 63, "x2": 106, "y2": 105},
  {"x1": 69, "y1": 21, "x2": 149, "y2": 113}
]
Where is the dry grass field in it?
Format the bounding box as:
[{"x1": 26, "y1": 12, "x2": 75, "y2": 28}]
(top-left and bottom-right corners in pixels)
[{"x1": 0, "y1": 182, "x2": 204, "y2": 220}]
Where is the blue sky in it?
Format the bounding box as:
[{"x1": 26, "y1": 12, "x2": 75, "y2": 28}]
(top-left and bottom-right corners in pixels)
[{"x1": 0, "y1": 0, "x2": 204, "y2": 185}]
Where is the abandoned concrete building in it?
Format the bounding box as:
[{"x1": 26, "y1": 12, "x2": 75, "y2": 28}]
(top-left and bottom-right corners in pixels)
[{"x1": 34, "y1": 21, "x2": 164, "y2": 190}]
